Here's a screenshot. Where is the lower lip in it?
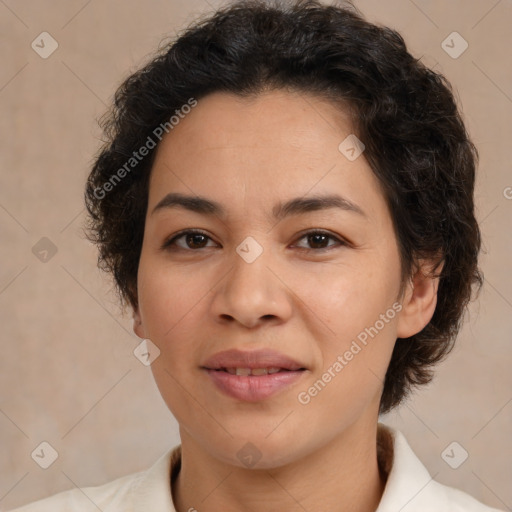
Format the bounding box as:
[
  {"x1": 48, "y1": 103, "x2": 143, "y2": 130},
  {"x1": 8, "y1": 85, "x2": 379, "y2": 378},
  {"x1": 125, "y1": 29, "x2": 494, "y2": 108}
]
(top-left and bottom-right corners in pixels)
[{"x1": 204, "y1": 369, "x2": 305, "y2": 402}]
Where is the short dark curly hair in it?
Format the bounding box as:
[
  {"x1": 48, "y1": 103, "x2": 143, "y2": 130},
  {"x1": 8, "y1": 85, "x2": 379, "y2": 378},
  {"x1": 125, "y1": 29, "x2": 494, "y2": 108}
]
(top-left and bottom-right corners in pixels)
[{"x1": 85, "y1": 0, "x2": 482, "y2": 414}]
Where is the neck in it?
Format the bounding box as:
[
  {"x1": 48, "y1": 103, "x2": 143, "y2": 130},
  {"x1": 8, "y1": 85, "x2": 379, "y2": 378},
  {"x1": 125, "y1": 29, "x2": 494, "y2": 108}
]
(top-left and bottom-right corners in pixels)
[{"x1": 172, "y1": 419, "x2": 386, "y2": 512}]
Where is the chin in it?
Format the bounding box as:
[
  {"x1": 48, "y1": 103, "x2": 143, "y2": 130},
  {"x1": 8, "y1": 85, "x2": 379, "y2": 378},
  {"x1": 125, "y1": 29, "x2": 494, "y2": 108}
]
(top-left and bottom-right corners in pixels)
[{"x1": 209, "y1": 433, "x2": 312, "y2": 470}]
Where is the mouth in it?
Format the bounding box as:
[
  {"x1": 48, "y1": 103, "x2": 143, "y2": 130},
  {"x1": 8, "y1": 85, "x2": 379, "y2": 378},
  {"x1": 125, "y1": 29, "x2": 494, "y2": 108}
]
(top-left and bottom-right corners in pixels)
[
  {"x1": 203, "y1": 367, "x2": 306, "y2": 402},
  {"x1": 202, "y1": 348, "x2": 307, "y2": 373},
  {"x1": 201, "y1": 349, "x2": 308, "y2": 402},
  {"x1": 208, "y1": 367, "x2": 305, "y2": 376}
]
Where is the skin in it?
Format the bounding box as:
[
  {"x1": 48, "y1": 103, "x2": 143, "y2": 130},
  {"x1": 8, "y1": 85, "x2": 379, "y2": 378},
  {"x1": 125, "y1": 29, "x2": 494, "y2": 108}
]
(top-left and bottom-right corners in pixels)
[{"x1": 133, "y1": 90, "x2": 439, "y2": 512}]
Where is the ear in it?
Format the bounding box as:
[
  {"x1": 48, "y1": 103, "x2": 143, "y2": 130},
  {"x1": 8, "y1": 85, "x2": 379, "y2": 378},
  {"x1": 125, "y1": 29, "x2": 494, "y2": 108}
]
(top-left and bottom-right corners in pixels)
[
  {"x1": 396, "y1": 260, "x2": 443, "y2": 339},
  {"x1": 133, "y1": 306, "x2": 146, "y2": 339}
]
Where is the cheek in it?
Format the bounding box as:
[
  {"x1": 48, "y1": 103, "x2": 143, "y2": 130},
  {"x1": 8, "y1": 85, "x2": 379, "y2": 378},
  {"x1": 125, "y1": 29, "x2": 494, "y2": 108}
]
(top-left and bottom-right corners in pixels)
[
  {"x1": 137, "y1": 258, "x2": 206, "y2": 341},
  {"x1": 137, "y1": 259, "x2": 209, "y2": 423},
  {"x1": 296, "y1": 258, "x2": 397, "y2": 340},
  {"x1": 295, "y1": 256, "x2": 400, "y2": 394},
  {"x1": 296, "y1": 272, "x2": 399, "y2": 427}
]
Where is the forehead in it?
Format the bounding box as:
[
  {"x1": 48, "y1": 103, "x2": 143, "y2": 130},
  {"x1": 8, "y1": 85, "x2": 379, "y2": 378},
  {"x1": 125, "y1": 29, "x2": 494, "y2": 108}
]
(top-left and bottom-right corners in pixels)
[
  {"x1": 148, "y1": 90, "x2": 387, "y2": 224},
  {"x1": 154, "y1": 89, "x2": 352, "y2": 162}
]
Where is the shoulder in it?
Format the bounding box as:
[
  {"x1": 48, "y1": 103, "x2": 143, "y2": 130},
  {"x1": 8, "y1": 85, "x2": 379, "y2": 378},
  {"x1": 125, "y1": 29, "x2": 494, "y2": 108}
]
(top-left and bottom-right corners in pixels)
[
  {"x1": 7, "y1": 446, "x2": 179, "y2": 512},
  {"x1": 6, "y1": 472, "x2": 141, "y2": 512},
  {"x1": 429, "y1": 480, "x2": 504, "y2": 512},
  {"x1": 376, "y1": 424, "x2": 504, "y2": 512}
]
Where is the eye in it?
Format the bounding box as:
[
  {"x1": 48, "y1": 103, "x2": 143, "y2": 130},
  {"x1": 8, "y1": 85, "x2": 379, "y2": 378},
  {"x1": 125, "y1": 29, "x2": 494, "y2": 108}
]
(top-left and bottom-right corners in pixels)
[
  {"x1": 162, "y1": 229, "x2": 347, "y2": 252},
  {"x1": 162, "y1": 229, "x2": 217, "y2": 251},
  {"x1": 293, "y1": 230, "x2": 347, "y2": 251}
]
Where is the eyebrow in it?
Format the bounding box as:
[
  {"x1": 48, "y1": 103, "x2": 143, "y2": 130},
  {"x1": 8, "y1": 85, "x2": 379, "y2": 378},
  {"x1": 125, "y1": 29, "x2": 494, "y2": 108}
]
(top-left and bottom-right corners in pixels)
[{"x1": 151, "y1": 192, "x2": 366, "y2": 220}]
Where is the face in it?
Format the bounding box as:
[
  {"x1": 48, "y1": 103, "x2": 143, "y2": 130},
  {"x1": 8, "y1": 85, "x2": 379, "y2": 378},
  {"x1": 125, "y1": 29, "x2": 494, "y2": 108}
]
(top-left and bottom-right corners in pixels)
[{"x1": 133, "y1": 90, "x2": 427, "y2": 469}]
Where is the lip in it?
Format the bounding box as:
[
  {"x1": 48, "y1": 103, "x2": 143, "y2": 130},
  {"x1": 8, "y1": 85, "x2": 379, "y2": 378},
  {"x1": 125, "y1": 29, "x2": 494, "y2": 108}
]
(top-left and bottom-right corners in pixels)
[
  {"x1": 201, "y1": 348, "x2": 307, "y2": 402},
  {"x1": 202, "y1": 348, "x2": 305, "y2": 371}
]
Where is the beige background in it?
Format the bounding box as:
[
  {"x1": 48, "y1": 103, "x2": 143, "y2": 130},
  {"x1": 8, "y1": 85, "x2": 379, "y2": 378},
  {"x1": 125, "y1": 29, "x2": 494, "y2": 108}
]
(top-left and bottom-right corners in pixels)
[{"x1": 0, "y1": 0, "x2": 511, "y2": 510}]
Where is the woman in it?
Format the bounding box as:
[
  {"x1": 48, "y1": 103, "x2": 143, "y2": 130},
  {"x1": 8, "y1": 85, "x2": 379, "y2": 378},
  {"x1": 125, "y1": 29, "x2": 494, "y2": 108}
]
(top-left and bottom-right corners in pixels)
[{"x1": 10, "y1": 0, "x2": 502, "y2": 510}]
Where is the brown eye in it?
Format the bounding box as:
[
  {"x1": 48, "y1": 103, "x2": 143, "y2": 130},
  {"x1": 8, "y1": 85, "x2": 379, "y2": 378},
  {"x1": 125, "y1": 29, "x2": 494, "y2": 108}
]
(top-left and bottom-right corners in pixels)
[
  {"x1": 307, "y1": 233, "x2": 330, "y2": 249},
  {"x1": 162, "y1": 229, "x2": 346, "y2": 252},
  {"x1": 294, "y1": 230, "x2": 346, "y2": 251},
  {"x1": 185, "y1": 233, "x2": 208, "y2": 249},
  {"x1": 162, "y1": 230, "x2": 216, "y2": 251}
]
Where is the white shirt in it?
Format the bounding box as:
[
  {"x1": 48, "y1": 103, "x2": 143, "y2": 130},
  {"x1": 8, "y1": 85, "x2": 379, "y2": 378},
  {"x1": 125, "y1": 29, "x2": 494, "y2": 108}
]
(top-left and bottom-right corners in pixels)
[{"x1": 8, "y1": 424, "x2": 503, "y2": 511}]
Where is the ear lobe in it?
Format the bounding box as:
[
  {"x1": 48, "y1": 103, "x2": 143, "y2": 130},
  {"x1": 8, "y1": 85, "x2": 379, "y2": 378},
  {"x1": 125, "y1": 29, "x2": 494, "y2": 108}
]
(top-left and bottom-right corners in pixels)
[
  {"x1": 396, "y1": 261, "x2": 442, "y2": 339},
  {"x1": 133, "y1": 307, "x2": 145, "y2": 339}
]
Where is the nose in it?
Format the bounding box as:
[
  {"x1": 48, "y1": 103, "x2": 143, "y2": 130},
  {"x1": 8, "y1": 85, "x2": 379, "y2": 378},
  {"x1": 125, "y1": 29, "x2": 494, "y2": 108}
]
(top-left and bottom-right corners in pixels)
[{"x1": 210, "y1": 240, "x2": 293, "y2": 329}]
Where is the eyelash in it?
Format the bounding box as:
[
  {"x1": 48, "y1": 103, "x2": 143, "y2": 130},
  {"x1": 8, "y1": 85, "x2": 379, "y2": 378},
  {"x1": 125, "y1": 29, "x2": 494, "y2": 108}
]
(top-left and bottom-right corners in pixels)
[{"x1": 161, "y1": 229, "x2": 348, "y2": 253}]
